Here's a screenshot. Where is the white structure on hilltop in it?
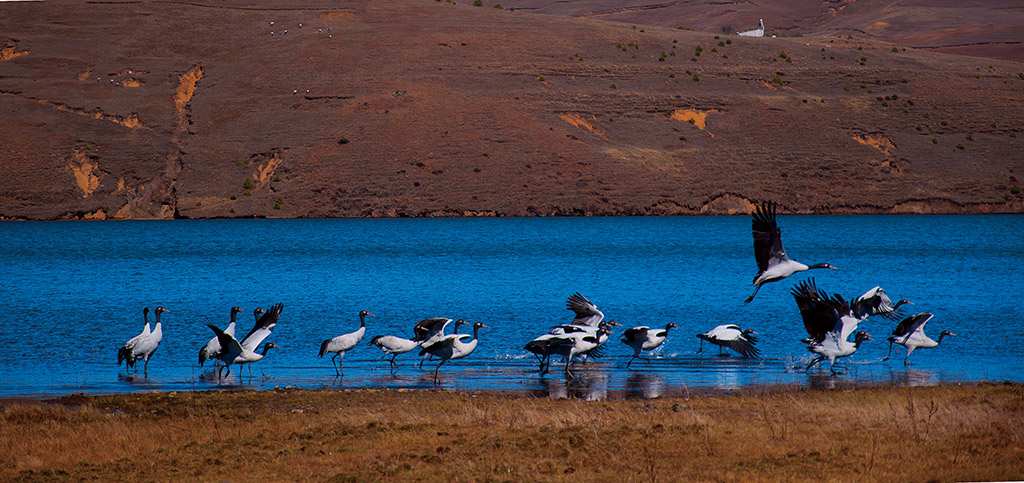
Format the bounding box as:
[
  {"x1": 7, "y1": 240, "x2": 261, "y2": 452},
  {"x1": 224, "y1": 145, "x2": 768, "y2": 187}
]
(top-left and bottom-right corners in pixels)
[{"x1": 737, "y1": 19, "x2": 765, "y2": 37}]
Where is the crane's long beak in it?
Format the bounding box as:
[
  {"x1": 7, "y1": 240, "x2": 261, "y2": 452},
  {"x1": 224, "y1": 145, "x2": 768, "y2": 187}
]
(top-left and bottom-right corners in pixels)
[
  {"x1": 479, "y1": 324, "x2": 490, "y2": 329},
  {"x1": 367, "y1": 312, "x2": 377, "y2": 317}
]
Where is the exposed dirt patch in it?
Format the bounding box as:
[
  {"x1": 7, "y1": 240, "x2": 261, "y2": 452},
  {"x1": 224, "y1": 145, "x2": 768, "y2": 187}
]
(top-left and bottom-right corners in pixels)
[
  {"x1": 174, "y1": 65, "x2": 203, "y2": 132},
  {"x1": 854, "y1": 133, "x2": 895, "y2": 156},
  {"x1": 0, "y1": 40, "x2": 28, "y2": 61},
  {"x1": 669, "y1": 109, "x2": 712, "y2": 130},
  {"x1": 66, "y1": 149, "x2": 102, "y2": 198},
  {"x1": 559, "y1": 113, "x2": 606, "y2": 137}
]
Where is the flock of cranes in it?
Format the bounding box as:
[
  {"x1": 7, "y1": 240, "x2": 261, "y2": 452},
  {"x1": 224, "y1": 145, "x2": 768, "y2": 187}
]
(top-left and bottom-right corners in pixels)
[{"x1": 117, "y1": 201, "x2": 956, "y2": 383}]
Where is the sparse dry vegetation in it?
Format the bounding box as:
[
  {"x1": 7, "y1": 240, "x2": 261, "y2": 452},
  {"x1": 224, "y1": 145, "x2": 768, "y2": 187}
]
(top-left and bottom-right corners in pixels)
[{"x1": 2, "y1": 383, "x2": 1022, "y2": 481}]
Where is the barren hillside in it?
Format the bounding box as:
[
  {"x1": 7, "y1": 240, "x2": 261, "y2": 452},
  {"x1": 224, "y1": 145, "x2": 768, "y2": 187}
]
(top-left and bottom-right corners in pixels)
[{"x1": 0, "y1": 0, "x2": 1021, "y2": 219}]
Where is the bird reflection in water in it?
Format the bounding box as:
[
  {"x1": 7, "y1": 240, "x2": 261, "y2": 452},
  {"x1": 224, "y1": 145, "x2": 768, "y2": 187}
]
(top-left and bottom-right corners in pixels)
[
  {"x1": 889, "y1": 367, "x2": 938, "y2": 387},
  {"x1": 624, "y1": 372, "x2": 666, "y2": 399},
  {"x1": 541, "y1": 365, "x2": 609, "y2": 400},
  {"x1": 805, "y1": 372, "x2": 862, "y2": 390}
]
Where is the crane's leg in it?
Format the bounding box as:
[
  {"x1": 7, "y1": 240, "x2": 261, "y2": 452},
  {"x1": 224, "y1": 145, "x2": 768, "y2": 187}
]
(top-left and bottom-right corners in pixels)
[
  {"x1": 418, "y1": 355, "x2": 427, "y2": 369},
  {"x1": 390, "y1": 354, "x2": 398, "y2": 370},
  {"x1": 697, "y1": 340, "x2": 703, "y2": 354},
  {"x1": 626, "y1": 353, "x2": 637, "y2": 369},
  {"x1": 882, "y1": 341, "x2": 894, "y2": 362},
  {"x1": 330, "y1": 353, "x2": 340, "y2": 376},
  {"x1": 829, "y1": 358, "x2": 844, "y2": 375},
  {"x1": 433, "y1": 360, "x2": 446, "y2": 384},
  {"x1": 904, "y1": 348, "x2": 914, "y2": 366},
  {"x1": 805, "y1": 356, "x2": 824, "y2": 372},
  {"x1": 564, "y1": 356, "x2": 575, "y2": 380},
  {"x1": 743, "y1": 284, "x2": 763, "y2": 304},
  {"x1": 338, "y1": 352, "x2": 345, "y2": 377},
  {"x1": 143, "y1": 357, "x2": 150, "y2": 378}
]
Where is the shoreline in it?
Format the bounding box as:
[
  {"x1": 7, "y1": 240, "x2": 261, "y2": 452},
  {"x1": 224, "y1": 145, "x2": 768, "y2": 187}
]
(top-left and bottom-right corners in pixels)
[
  {"x1": 4, "y1": 210, "x2": 1024, "y2": 222},
  {"x1": 3, "y1": 376, "x2": 1007, "y2": 404}
]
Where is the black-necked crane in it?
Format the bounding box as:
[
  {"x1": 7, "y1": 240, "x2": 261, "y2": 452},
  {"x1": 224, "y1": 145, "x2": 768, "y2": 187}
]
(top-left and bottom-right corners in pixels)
[
  {"x1": 526, "y1": 319, "x2": 617, "y2": 374},
  {"x1": 318, "y1": 310, "x2": 374, "y2": 376},
  {"x1": 696, "y1": 324, "x2": 761, "y2": 358},
  {"x1": 369, "y1": 334, "x2": 421, "y2": 369},
  {"x1": 130, "y1": 306, "x2": 168, "y2": 378},
  {"x1": 621, "y1": 323, "x2": 679, "y2": 368},
  {"x1": 118, "y1": 307, "x2": 150, "y2": 371},
  {"x1": 745, "y1": 201, "x2": 837, "y2": 304},
  {"x1": 851, "y1": 286, "x2": 912, "y2": 321},
  {"x1": 412, "y1": 317, "x2": 455, "y2": 347},
  {"x1": 205, "y1": 324, "x2": 280, "y2": 380},
  {"x1": 566, "y1": 292, "x2": 605, "y2": 328},
  {"x1": 419, "y1": 321, "x2": 488, "y2": 383},
  {"x1": 882, "y1": 313, "x2": 956, "y2": 365},
  {"x1": 414, "y1": 318, "x2": 462, "y2": 367},
  {"x1": 792, "y1": 280, "x2": 871, "y2": 375},
  {"x1": 231, "y1": 303, "x2": 283, "y2": 378},
  {"x1": 199, "y1": 306, "x2": 240, "y2": 367}
]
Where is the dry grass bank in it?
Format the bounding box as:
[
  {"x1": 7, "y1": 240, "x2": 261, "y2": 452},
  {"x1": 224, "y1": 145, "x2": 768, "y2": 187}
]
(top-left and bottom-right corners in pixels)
[{"x1": 3, "y1": 383, "x2": 1022, "y2": 481}]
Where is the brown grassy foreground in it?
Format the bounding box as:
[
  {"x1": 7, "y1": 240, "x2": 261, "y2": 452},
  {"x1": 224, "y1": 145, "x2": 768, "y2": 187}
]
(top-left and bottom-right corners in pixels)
[{"x1": 3, "y1": 383, "x2": 1023, "y2": 481}]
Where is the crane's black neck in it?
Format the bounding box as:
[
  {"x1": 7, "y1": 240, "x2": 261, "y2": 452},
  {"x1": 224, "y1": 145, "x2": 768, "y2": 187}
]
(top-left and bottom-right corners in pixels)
[
  {"x1": 260, "y1": 345, "x2": 275, "y2": 356},
  {"x1": 359, "y1": 312, "x2": 367, "y2": 328},
  {"x1": 808, "y1": 263, "x2": 832, "y2": 270},
  {"x1": 143, "y1": 309, "x2": 149, "y2": 324},
  {"x1": 936, "y1": 332, "x2": 950, "y2": 344},
  {"x1": 664, "y1": 323, "x2": 676, "y2": 332},
  {"x1": 230, "y1": 311, "x2": 237, "y2": 323}
]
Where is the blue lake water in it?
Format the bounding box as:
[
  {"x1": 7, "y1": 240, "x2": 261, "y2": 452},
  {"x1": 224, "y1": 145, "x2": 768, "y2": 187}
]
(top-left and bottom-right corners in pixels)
[{"x1": 0, "y1": 215, "x2": 1021, "y2": 399}]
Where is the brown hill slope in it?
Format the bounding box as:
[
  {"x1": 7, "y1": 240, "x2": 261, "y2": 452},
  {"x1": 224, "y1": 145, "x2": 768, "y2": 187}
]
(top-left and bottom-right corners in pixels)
[
  {"x1": 511, "y1": 0, "x2": 1024, "y2": 62},
  {"x1": 0, "y1": 0, "x2": 1022, "y2": 219}
]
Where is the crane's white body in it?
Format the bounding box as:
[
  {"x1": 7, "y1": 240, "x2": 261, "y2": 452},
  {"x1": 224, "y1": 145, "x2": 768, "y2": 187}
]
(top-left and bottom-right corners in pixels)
[
  {"x1": 320, "y1": 311, "x2": 373, "y2": 376},
  {"x1": 420, "y1": 322, "x2": 487, "y2": 382},
  {"x1": 696, "y1": 324, "x2": 760, "y2": 358},
  {"x1": 199, "y1": 314, "x2": 237, "y2": 367},
  {"x1": 128, "y1": 307, "x2": 167, "y2": 377},
  {"x1": 622, "y1": 323, "x2": 677, "y2": 368},
  {"x1": 206, "y1": 324, "x2": 277, "y2": 379},
  {"x1": 370, "y1": 334, "x2": 422, "y2": 368},
  {"x1": 883, "y1": 313, "x2": 955, "y2": 365},
  {"x1": 746, "y1": 202, "x2": 837, "y2": 303}
]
